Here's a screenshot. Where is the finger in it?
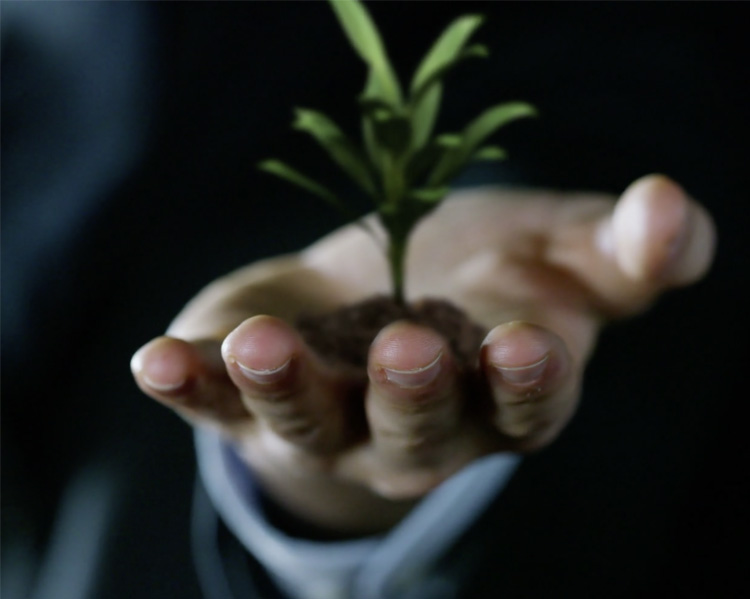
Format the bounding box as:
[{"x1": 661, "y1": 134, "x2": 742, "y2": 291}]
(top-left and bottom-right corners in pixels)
[
  {"x1": 131, "y1": 336, "x2": 250, "y2": 428},
  {"x1": 554, "y1": 174, "x2": 716, "y2": 315},
  {"x1": 481, "y1": 321, "x2": 578, "y2": 452},
  {"x1": 609, "y1": 175, "x2": 716, "y2": 285},
  {"x1": 358, "y1": 321, "x2": 468, "y2": 498},
  {"x1": 221, "y1": 315, "x2": 358, "y2": 453}
]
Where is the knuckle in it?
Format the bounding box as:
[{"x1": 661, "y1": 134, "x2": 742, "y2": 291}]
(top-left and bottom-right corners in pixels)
[
  {"x1": 383, "y1": 394, "x2": 445, "y2": 414},
  {"x1": 377, "y1": 425, "x2": 449, "y2": 457},
  {"x1": 249, "y1": 386, "x2": 298, "y2": 402}
]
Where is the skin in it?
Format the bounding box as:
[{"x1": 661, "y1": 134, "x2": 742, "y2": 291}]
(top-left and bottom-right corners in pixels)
[{"x1": 130, "y1": 174, "x2": 715, "y2": 536}]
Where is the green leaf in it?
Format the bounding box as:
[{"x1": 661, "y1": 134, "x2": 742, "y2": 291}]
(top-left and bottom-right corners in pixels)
[
  {"x1": 369, "y1": 111, "x2": 411, "y2": 156},
  {"x1": 410, "y1": 83, "x2": 442, "y2": 152},
  {"x1": 357, "y1": 94, "x2": 397, "y2": 115},
  {"x1": 462, "y1": 102, "x2": 537, "y2": 158},
  {"x1": 359, "y1": 83, "x2": 411, "y2": 175},
  {"x1": 362, "y1": 115, "x2": 383, "y2": 173},
  {"x1": 293, "y1": 108, "x2": 377, "y2": 197},
  {"x1": 408, "y1": 14, "x2": 485, "y2": 151},
  {"x1": 360, "y1": 71, "x2": 388, "y2": 171},
  {"x1": 258, "y1": 159, "x2": 355, "y2": 218},
  {"x1": 425, "y1": 146, "x2": 464, "y2": 187},
  {"x1": 329, "y1": 0, "x2": 402, "y2": 105},
  {"x1": 435, "y1": 133, "x2": 462, "y2": 148},
  {"x1": 409, "y1": 186, "x2": 450, "y2": 204},
  {"x1": 427, "y1": 102, "x2": 536, "y2": 185},
  {"x1": 461, "y1": 43, "x2": 489, "y2": 59},
  {"x1": 409, "y1": 43, "x2": 488, "y2": 151},
  {"x1": 405, "y1": 134, "x2": 460, "y2": 185},
  {"x1": 404, "y1": 141, "x2": 441, "y2": 185},
  {"x1": 410, "y1": 14, "x2": 485, "y2": 93},
  {"x1": 472, "y1": 145, "x2": 507, "y2": 160},
  {"x1": 410, "y1": 44, "x2": 488, "y2": 108}
]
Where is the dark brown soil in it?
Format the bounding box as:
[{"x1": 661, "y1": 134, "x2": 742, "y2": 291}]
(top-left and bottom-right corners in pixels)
[{"x1": 295, "y1": 296, "x2": 487, "y2": 371}]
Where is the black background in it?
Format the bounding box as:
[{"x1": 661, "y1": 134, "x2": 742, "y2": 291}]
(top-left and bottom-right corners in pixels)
[{"x1": 2, "y1": 2, "x2": 748, "y2": 598}]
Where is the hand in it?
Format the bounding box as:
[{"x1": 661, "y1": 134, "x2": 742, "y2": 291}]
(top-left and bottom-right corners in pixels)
[{"x1": 130, "y1": 174, "x2": 715, "y2": 534}]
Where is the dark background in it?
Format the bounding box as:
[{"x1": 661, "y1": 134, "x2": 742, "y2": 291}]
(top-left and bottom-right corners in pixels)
[{"x1": 2, "y1": 2, "x2": 748, "y2": 598}]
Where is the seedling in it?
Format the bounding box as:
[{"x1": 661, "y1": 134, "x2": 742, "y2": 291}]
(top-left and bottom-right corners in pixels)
[{"x1": 259, "y1": 0, "x2": 536, "y2": 305}]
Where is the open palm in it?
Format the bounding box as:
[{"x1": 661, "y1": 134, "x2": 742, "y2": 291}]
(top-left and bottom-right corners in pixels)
[{"x1": 131, "y1": 175, "x2": 714, "y2": 534}]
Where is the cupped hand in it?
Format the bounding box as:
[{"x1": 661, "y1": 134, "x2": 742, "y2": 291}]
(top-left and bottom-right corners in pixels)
[{"x1": 130, "y1": 174, "x2": 715, "y2": 534}]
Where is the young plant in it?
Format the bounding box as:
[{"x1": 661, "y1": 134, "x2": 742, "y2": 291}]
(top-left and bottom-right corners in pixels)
[{"x1": 259, "y1": 0, "x2": 536, "y2": 305}]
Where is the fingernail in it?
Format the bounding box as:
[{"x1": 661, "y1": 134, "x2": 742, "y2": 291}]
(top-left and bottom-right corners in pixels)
[
  {"x1": 130, "y1": 351, "x2": 144, "y2": 374},
  {"x1": 131, "y1": 344, "x2": 186, "y2": 392},
  {"x1": 494, "y1": 354, "x2": 549, "y2": 386},
  {"x1": 232, "y1": 356, "x2": 291, "y2": 385},
  {"x1": 142, "y1": 375, "x2": 186, "y2": 392},
  {"x1": 384, "y1": 352, "x2": 442, "y2": 389}
]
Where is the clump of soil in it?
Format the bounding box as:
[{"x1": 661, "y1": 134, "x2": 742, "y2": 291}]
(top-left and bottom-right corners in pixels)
[{"x1": 295, "y1": 296, "x2": 487, "y2": 371}]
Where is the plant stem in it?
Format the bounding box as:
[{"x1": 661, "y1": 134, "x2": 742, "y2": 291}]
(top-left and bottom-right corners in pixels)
[
  {"x1": 381, "y1": 146, "x2": 411, "y2": 305},
  {"x1": 388, "y1": 228, "x2": 408, "y2": 306}
]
